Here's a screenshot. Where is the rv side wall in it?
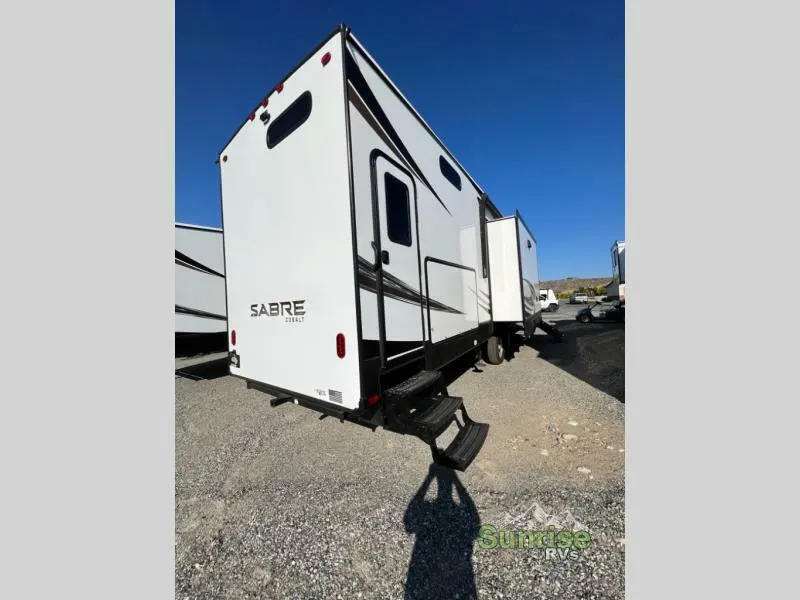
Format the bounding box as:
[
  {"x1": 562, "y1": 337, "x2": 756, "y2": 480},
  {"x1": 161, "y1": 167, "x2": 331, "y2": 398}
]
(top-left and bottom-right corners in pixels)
[
  {"x1": 345, "y1": 36, "x2": 492, "y2": 363},
  {"x1": 219, "y1": 33, "x2": 362, "y2": 410},
  {"x1": 486, "y1": 217, "x2": 523, "y2": 322},
  {"x1": 175, "y1": 224, "x2": 227, "y2": 334}
]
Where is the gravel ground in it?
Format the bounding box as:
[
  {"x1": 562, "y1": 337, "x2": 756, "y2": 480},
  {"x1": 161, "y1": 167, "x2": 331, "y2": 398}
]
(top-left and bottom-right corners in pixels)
[{"x1": 176, "y1": 321, "x2": 625, "y2": 599}]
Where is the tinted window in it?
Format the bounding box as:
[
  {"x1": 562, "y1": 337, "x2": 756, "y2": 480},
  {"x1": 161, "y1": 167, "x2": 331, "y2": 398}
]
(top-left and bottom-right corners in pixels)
[
  {"x1": 439, "y1": 156, "x2": 462, "y2": 190},
  {"x1": 384, "y1": 172, "x2": 412, "y2": 246},
  {"x1": 266, "y1": 91, "x2": 312, "y2": 149}
]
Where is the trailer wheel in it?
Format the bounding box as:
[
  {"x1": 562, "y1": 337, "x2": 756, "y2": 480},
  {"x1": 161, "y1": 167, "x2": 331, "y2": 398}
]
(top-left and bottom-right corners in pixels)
[
  {"x1": 549, "y1": 303, "x2": 558, "y2": 312},
  {"x1": 485, "y1": 335, "x2": 505, "y2": 365}
]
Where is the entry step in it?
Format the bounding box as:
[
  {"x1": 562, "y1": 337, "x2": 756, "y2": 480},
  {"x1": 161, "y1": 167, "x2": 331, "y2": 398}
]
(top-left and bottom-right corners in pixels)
[{"x1": 383, "y1": 370, "x2": 442, "y2": 403}]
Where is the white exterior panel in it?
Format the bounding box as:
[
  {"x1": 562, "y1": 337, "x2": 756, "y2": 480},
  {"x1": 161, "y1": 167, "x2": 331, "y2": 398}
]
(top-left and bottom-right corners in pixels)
[
  {"x1": 487, "y1": 215, "x2": 542, "y2": 325},
  {"x1": 487, "y1": 218, "x2": 522, "y2": 322},
  {"x1": 219, "y1": 35, "x2": 361, "y2": 410}
]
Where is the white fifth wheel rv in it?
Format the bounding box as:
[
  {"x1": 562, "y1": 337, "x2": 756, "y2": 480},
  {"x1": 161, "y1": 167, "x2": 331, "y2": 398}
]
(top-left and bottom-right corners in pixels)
[
  {"x1": 175, "y1": 223, "x2": 227, "y2": 342},
  {"x1": 218, "y1": 25, "x2": 548, "y2": 470}
]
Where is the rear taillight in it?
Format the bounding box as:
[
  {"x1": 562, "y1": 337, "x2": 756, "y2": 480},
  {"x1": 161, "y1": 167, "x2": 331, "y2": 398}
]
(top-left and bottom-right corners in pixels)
[
  {"x1": 231, "y1": 330, "x2": 236, "y2": 346},
  {"x1": 275, "y1": 82, "x2": 284, "y2": 93},
  {"x1": 336, "y1": 333, "x2": 345, "y2": 358},
  {"x1": 367, "y1": 394, "x2": 380, "y2": 406}
]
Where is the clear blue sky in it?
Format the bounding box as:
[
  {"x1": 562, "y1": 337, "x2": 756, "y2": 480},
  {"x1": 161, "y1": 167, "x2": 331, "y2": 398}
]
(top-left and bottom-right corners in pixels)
[{"x1": 176, "y1": 0, "x2": 624, "y2": 280}]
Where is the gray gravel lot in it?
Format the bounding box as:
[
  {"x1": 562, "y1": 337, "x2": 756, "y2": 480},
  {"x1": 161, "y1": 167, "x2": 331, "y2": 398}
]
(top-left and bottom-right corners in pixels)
[{"x1": 176, "y1": 317, "x2": 625, "y2": 599}]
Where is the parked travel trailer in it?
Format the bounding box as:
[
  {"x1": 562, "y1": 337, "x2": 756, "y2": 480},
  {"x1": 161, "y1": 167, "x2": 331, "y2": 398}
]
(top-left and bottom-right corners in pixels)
[
  {"x1": 175, "y1": 223, "x2": 227, "y2": 351},
  {"x1": 607, "y1": 240, "x2": 626, "y2": 301},
  {"x1": 217, "y1": 25, "x2": 551, "y2": 470}
]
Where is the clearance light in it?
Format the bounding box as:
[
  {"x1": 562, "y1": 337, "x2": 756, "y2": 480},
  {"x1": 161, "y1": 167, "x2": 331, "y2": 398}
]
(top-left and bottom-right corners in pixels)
[{"x1": 336, "y1": 333, "x2": 345, "y2": 358}]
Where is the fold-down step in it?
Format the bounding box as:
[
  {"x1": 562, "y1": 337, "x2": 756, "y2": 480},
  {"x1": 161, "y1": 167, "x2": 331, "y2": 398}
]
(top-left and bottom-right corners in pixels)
[{"x1": 432, "y1": 419, "x2": 490, "y2": 472}]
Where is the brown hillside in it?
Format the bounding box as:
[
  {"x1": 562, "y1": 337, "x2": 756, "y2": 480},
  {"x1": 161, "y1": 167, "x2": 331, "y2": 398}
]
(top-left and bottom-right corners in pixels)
[{"x1": 539, "y1": 277, "x2": 613, "y2": 294}]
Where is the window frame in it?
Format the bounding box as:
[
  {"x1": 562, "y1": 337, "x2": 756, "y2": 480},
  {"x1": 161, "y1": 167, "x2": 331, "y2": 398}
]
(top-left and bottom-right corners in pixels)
[
  {"x1": 266, "y1": 91, "x2": 313, "y2": 149},
  {"x1": 439, "y1": 155, "x2": 462, "y2": 191},
  {"x1": 383, "y1": 172, "x2": 412, "y2": 247}
]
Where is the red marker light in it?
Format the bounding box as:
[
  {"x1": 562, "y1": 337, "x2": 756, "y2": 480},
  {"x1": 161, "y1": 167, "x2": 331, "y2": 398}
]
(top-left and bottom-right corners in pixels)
[
  {"x1": 275, "y1": 82, "x2": 284, "y2": 93},
  {"x1": 336, "y1": 333, "x2": 345, "y2": 358},
  {"x1": 367, "y1": 394, "x2": 380, "y2": 406},
  {"x1": 248, "y1": 112, "x2": 255, "y2": 121},
  {"x1": 321, "y1": 52, "x2": 331, "y2": 66},
  {"x1": 261, "y1": 97, "x2": 269, "y2": 107},
  {"x1": 231, "y1": 330, "x2": 237, "y2": 346}
]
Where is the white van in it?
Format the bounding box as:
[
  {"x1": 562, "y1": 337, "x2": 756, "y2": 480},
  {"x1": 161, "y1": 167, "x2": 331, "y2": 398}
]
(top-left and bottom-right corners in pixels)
[{"x1": 539, "y1": 289, "x2": 559, "y2": 312}]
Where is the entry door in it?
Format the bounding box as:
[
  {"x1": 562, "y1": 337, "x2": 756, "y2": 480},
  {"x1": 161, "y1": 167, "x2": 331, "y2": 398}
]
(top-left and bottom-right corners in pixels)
[{"x1": 372, "y1": 155, "x2": 425, "y2": 366}]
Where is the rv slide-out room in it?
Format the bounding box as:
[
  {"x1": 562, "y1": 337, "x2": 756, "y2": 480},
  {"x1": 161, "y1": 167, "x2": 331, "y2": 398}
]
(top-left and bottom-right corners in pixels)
[{"x1": 218, "y1": 25, "x2": 545, "y2": 470}]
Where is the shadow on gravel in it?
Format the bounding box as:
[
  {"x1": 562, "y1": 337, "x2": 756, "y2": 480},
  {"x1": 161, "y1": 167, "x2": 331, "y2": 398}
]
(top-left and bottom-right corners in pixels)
[
  {"x1": 528, "y1": 321, "x2": 625, "y2": 403},
  {"x1": 175, "y1": 357, "x2": 230, "y2": 381},
  {"x1": 403, "y1": 463, "x2": 480, "y2": 600}
]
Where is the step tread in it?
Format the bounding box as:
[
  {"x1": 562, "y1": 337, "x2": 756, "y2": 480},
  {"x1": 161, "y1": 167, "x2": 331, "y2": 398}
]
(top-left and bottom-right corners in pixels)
[
  {"x1": 410, "y1": 396, "x2": 462, "y2": 436},
  {"x1": 383, "y1": 370, "x2": 442, "y2": 402},
  {"x1": 440, "y1": 421, "x2": 490, "y2": 471}
]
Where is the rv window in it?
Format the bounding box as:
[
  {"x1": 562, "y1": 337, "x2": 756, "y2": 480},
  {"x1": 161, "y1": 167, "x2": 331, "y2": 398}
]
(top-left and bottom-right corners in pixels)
[
  {"x1": 384, "y1": 172, "x2": 412, "y2": 247},
  {"x1": 266, "y1": 91, "x2": 312, "y2": 149},
  {"x1": 439, "y1": 156, "x2": 462, "y2": 191}
]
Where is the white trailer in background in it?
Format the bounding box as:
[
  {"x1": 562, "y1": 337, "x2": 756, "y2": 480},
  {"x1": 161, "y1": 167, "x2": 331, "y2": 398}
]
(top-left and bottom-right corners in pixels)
[
  {"x1": 486, "y1": 213, "x2": 543, "y2": 363},
  {"x1": 175, "y1": 223, "x2": 227, "y2": 341},
  {"x1": 607, "y1": 240, "x2": 626, "y2": 301},
  {"x1": 217, "y1": 25, "x2": 553, "y2": 470}
]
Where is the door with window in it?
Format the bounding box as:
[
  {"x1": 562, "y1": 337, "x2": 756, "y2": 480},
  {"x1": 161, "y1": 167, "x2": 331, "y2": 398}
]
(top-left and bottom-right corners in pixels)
[{"x1": 371, "y1": 153, "x2": 424, "y2": 367}]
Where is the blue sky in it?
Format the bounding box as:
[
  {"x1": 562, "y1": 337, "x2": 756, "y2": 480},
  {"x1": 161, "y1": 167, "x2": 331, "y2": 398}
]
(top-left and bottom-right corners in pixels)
[{"x1": 176, "y1": 0, "x2": 624, "y2": 280}]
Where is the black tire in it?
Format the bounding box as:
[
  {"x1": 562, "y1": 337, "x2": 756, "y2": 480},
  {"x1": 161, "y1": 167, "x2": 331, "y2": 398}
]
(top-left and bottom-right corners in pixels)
[
  {"x1": 577, "y1": 313, "x2": 591, "y2": 323},
  {"x1": 549, "y1": 303, "x2": 558, "y2": 312},
  {"x1": 485, "y1": 335, "x2": 505, "y2": 365}
]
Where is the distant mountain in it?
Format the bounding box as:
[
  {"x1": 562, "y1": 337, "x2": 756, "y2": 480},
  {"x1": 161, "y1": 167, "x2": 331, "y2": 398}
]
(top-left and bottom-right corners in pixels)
[{"x1": 539, "y1": 277, "x2": 613, "y2": 294}]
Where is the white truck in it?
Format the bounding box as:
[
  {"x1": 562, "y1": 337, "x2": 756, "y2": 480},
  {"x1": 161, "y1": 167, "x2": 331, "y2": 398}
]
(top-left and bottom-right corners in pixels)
[
  {"x1": 539, "y1": 289, "x2": 559, "y2": 312},
  {"x1": 569, "y1": 292, "x2": 590, "y2": 304},
  {"x1": 216, "y1": 25, "x2": 559, "y2": 470}
]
